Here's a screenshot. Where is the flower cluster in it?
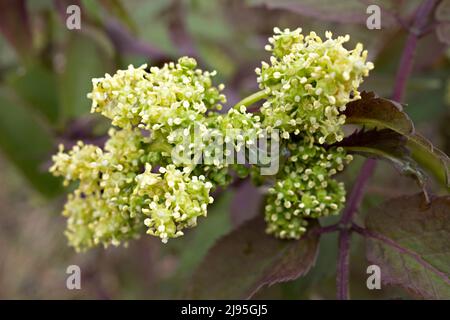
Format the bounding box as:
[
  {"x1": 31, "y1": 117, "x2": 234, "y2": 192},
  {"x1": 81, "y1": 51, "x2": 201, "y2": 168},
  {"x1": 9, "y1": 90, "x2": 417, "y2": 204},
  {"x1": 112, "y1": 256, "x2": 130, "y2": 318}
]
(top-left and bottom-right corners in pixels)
[
  {"x1": 253, "y1": 28, "x2": 372, "y2": 239},
  {"x1": 132, "y1": 164, "x2": 214, "y2": 243},
  {"x1": 256, "y1": 28, "x2": 373, "y2": 144},
  {"x1": 265, "y1": 143, "x2": 351, "y2": 239},
  {"x1": 89, "y1": 57, "x2": 225, "y2": 131},
  {"x1": 51, "y1": 28, "x2": 374, "y2": 249},
  {"x1": 51, "y1": 57, "x2": 258, "y2": 250},
  {"x1": 50, "y1": 128, "x2": 152, "y2": 250}
]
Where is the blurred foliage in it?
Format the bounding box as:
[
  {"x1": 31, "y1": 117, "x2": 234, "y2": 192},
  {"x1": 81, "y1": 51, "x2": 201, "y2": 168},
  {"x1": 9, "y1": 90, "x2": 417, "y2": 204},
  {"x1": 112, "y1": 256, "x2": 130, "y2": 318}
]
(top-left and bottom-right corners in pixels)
[{"x1": 0, "y1": 0, "x2": 449, "y2": 299}]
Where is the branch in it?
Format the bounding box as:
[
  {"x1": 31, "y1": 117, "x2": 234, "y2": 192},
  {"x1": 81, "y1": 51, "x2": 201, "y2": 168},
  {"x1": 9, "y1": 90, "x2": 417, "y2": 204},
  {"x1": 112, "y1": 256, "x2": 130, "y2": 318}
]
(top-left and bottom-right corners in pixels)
[{"x1": 233, "y1": 90, "x2": 268, "y2": 111}]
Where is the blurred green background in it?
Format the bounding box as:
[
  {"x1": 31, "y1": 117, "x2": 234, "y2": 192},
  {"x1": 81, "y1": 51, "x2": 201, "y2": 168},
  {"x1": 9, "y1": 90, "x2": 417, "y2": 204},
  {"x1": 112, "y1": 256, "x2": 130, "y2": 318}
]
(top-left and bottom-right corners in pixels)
[{"x1": 0, "y1": 0, "x2": 448, "y2": 299}]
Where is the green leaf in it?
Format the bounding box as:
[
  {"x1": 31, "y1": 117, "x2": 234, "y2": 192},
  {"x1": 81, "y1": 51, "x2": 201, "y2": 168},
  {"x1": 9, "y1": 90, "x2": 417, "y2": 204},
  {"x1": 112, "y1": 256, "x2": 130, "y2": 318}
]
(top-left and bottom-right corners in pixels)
[
  {"x1": 408, "y1": 134, "x2": 450, "y2": 189},
  {"x1": 344, "y1": 91, "x2": 450, "y2": 188},
  {"x1": 59, "y1": 32, "x2": 110, "y2": 122},
  {"x1": 335, "y1": 129, "x2": 427, "y2": 191},
  {"x1": 7, "y1": 63, "x2": 59, "y2": 124},
  {"x1": 184, "y1": 216, "x2": 319, "y2": 299},
  {"x1": 0, "y1": 87, "x2": 61, "y2": 197},
  {"x1": 364, "y1": 193, "x2": 450, "y2": 299}
]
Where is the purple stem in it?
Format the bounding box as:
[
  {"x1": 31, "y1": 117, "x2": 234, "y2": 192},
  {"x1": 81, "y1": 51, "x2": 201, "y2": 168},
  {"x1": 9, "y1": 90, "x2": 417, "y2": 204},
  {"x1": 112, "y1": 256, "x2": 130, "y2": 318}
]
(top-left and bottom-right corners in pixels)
[
  {"x1": 340, "y1": 159, "x2": 377, "y2": 225},
  {"x1": 335, "y1": 0, "x2": 437, "y2": 300},
  {"x1": 336, "y1": 159, "x2": 376, "y2": 300},
  {"x1": 336, "y1": 230, "x2": 351, "y2": 299},
  {"x1": 392, "y1": 0, "x2": 438, "y2": 101},
  {"x1": 316, "y1": 224, "x2": 340, "y2": 235}
]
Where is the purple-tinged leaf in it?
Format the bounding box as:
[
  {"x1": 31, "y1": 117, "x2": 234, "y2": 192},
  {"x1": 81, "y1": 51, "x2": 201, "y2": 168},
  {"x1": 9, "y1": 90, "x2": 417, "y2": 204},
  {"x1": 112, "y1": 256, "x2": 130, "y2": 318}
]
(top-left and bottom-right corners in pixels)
[
  {"x1": 185, "y1": 216, "x2": 319, "y2": 299},
  {"x1": 363, "y1": 193, "x2": 450, "y2": 299},
  {"x1": 335, "y1": 128, "x2": 409, "y2": 158},
  {"x1": 344, "y1": 91, "x2": 414, "y2": 136},
  {"x1": 0, "y1": 0, "x2": 32, "y2": 59},
  {"x1": 230, "y1": 180, "x2": 263, "y2": 227},
  {"x1": 344, "y1": 92, "x2": 450, "y2": 188},
  {"x1": 334, "y1": 128, "x2": 428, "y2": 194}
]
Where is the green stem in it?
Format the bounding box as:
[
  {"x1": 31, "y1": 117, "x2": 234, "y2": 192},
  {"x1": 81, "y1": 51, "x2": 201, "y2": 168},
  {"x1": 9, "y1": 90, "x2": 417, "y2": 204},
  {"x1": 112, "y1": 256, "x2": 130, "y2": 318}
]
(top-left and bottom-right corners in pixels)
[{"x1": 232, "y1": 89, "x2": 267, "y2": 110}]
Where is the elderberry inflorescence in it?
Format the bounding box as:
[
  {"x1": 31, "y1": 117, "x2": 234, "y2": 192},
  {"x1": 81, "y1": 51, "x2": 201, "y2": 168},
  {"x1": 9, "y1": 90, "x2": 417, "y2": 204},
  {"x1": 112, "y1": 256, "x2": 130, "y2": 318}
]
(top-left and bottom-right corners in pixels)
[{"x1": 51, "y1": 28, "x2": 373, "y2": 250}]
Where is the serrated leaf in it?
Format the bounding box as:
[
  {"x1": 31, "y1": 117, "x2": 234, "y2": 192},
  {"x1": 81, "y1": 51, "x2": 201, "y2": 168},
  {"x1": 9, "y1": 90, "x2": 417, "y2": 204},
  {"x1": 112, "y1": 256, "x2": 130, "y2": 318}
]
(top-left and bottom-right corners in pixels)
[
  {"x1": 408, "y1": 134, "x2": 450, "y2": 188},
  {"x1": 364, "y1": 193, "x2": 450, "y2": 299},
  {"x1": 335, "y1": 129, "x2": 427, "y2": 191},
  {"x1": 336, "y1": 128, "x2": 409, "y2": 157},
  {"x1": 0, "y1": 87, "x2": 61, "y2": 197},
  {"x1": 344, "y1": 91, "x2": 414, "y2": 136},
  {"x1": 344, "y1": 92, "x2": 450, "y2": 188},
  {"x1": 185, "y1": 216, "x2": 319, "y2": 299}
]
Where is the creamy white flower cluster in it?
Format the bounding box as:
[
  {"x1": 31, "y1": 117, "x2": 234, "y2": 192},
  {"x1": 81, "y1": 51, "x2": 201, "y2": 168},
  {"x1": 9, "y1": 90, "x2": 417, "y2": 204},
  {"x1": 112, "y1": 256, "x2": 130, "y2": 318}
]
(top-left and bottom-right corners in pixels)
[
  {"x1": 265, "y1": 143, "x2": 351, "y2": 239},
  {"x1": 256, "y1": 28, "x2": 372, "y2": 239},
  {"x1": 132, "y1": 164, "x2": 214, "y2": 243},
  {"x1": 51, "y1": 28, "x2": 374, "y2": 249},
  {"x1": 89, "y1": 57, "x2": 226, "y2": 132},
  {"x1": 257, "y1": 28, "x2": 374, "y2": 144},
  {"x1": 51, "y1": 128, "x2": 152, "y2": 249},
  {"x1": 51, "y1": 58, "x2": 260, "y2": 250}
]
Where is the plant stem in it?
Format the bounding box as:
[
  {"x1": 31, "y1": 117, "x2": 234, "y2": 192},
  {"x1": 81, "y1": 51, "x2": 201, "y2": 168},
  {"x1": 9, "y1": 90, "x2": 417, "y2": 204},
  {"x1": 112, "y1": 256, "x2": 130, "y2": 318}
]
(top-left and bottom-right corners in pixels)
[
  {"x1": 336, "y1": 229, "x2": 351, "y2": 299},
  {"x1": 340, "y1": 159, "x2": 378, "y2": 225},
  {"x1": 232, "y1": 89, "x2": 267, "y2": 110},
  {"x1": 335, "y1": 0, "x2": 437, "y2": 300},
  {"x1": 316, "y1": 224, "x2": 340, "y2": 235},
  {"x1": 392, "y1": 0, "x2": 438, "y2": 101},
  {"x1": 336, "y1": 159, "x2": 376, "y2": 300}
]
